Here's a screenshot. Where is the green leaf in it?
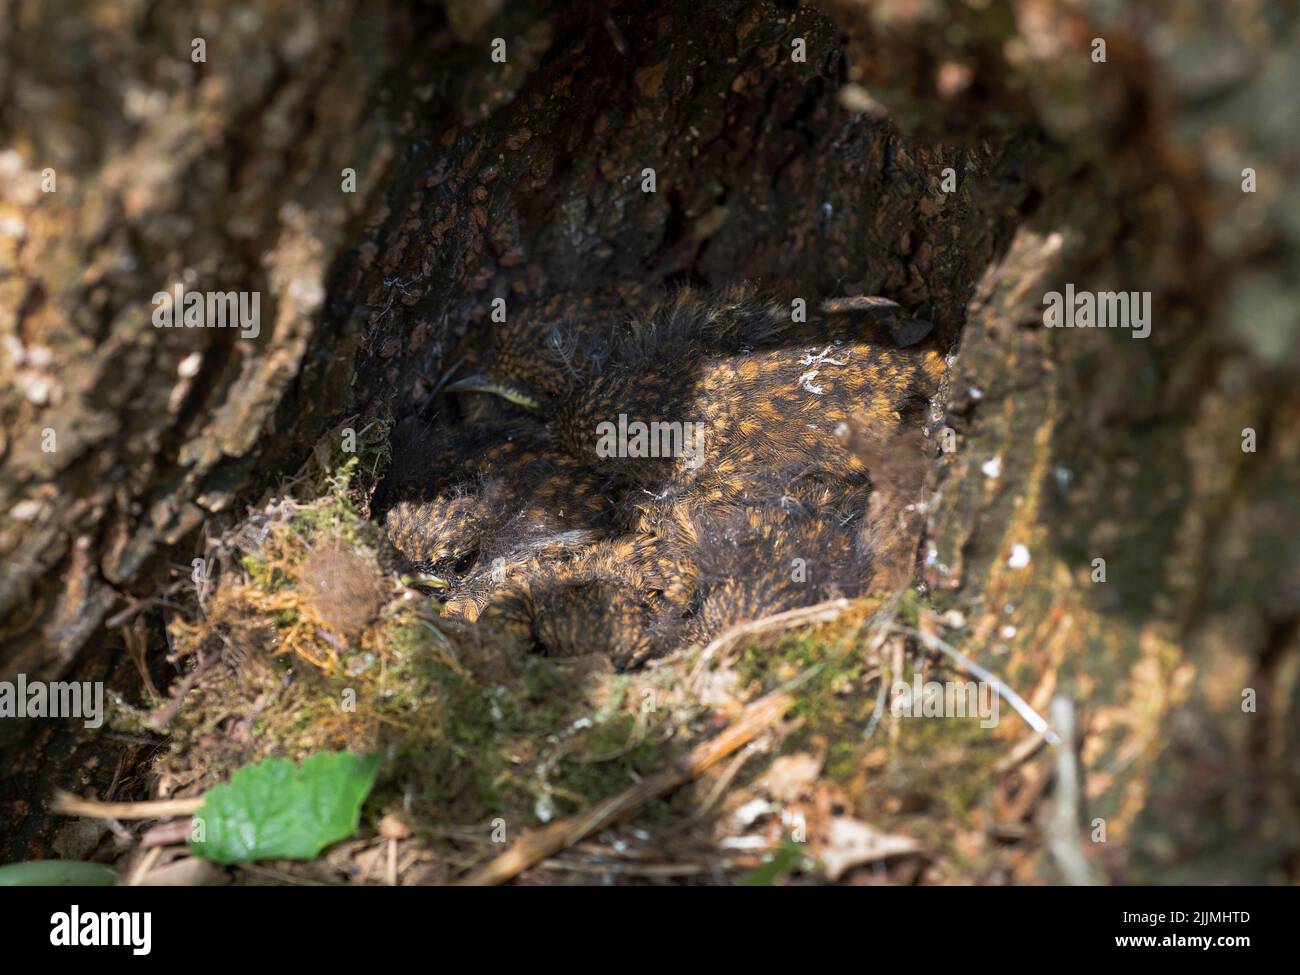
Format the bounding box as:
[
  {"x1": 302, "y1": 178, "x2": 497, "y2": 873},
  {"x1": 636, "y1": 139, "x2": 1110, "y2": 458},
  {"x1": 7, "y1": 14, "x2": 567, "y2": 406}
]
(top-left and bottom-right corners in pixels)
[
  {"x1": 191, "y1": 751, "x2": 380, "y2": 865},
  {"x1": 739, "y1": 839, "x2": 804, "y2": 886},
  {"x1": 0, "y1": 860, "x2": 117, "y2": 886}
]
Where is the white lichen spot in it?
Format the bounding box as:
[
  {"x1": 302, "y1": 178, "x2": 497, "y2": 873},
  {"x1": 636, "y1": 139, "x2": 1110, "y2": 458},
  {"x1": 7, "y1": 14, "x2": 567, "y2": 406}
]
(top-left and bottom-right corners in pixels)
[
  {"x1": 18, "y1": 373, "x2": 54, "y2": 405},
  {"x1": 2, "y1": 335, "x2": 25, "y2": 365},
  {"x1": 177, "y1": 351, "x2": 203, "y2": 378},
  {"x1": 11, "y1": 499, "x2": 45, "y2": 522},
  {"x1": 1007, "y1": 544, "x2": 1031, "y2": 569},
  {"x1": 289, "y1": 276, "x2": 326, "y2": 313},
  {"x1": 534, "y1": 795, "x2": 554, "y2": 823}
]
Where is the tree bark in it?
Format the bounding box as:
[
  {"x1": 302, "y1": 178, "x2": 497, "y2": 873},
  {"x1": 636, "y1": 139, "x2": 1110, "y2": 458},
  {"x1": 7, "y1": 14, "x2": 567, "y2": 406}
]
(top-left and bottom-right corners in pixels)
[{"x1": 2, "y1": 0, "x2": 1296, "y2": 880}]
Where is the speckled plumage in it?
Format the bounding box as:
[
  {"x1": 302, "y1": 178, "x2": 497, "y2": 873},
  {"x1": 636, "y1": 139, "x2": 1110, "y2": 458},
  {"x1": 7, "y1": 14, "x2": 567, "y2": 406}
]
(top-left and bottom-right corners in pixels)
[
  {"x1": 464, "y1": 285, "x2": 942, "y2": 503},
  {"x1": 383, "y1": 284, "x2": 943, "y2": 669},
  {"x1": 381, "y1": 420, "x2": 613, "y2": 579}
]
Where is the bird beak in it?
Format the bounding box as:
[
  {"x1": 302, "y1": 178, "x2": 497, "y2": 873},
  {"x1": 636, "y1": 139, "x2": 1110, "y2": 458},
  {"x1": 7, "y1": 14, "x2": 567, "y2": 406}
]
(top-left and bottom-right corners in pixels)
[
  {"x1": 445, "y1": 373, "x2": 541, "y2": 411},
  {"x1": 401, "y1": 572, "x2": 453, "y2": 590}
]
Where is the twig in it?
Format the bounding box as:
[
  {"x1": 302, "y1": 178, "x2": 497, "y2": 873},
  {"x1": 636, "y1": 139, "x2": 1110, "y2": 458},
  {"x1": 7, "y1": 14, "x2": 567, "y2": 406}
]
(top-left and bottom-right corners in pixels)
[
  {"x1": 102, "y1": 818, "x2": 133, "y2": 843},
  {"x1": 994, "y1": 728, "x2": 1050, "y2": 774},
  {"x1": 693, "y1": 742, "x2": 762, "y2": 823},
  {"x1": 1047, "y1": 696, "x2": 1100, "y2": 885},
  {"x1": 105, "y1": 751, "x2": 127, "y2": 803},
  {"x1": 149, "y1": 654, "x2": 213, "y2": 731},
  {"x1": 105, "y1": 595, "x2": 187, "y2": 629},
  {"x1": 537, "y1": 859, "x2": 723, "y2": 877},
  {"x1": 140, "y1": 819, "x2": 195, "y2": 848},
  {"x1": 663, "y1": 740, "x2": 764, "y2": 837},
  {"x1": 127, "y1": 847, "x2": 163, "y2": 887},
  {"x1": 123, "y1": 616, "x2": 161, "y2": 700},
  {"x1": 863, "y1": 665, "x2": 889, "y2": 741},
  {"x1": 456, "y1": 688, "x2": 794, "y2": 885},
  {"x1": 887, "y1": 624, "x2": 1060, "y2": 746},
  {"x1": 53, "y1": 792, "x2": 203, "y2": 820}
]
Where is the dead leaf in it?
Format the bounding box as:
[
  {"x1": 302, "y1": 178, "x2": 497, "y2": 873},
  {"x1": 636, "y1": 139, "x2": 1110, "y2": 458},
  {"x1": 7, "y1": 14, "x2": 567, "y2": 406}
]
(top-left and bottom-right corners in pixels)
[
  {"x1": 818, "y1": 816, "x2": 921, "y2": 881},
  {"x1": 138, "y1": 857, "x2": 226, "y2": 886},
  {"x1": 760, "y1": 752, "x2": 823, "y2": 802}
]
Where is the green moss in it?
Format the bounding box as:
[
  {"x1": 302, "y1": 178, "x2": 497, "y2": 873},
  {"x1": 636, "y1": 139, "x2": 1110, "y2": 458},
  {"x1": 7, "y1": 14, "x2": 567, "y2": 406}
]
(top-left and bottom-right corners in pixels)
[
  {"x1": 731, "y1": 611, "x2": 1005, "y2": 862},
  {"x1": 896, "y1": 587, "x2": 922, "y2": 628},
  {"x1": 364, "y1": 619, "x2": 675, "y2": 835},
  {"x1": 740, "y1": 839, "x2": 808, "y2": 885}
]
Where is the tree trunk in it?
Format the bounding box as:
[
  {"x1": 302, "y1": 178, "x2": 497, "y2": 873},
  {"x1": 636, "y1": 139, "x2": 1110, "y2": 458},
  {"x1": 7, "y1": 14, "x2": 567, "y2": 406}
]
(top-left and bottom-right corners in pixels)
[{"x1": 2, "y1": 0, "x2": 1296, "y2": 881}]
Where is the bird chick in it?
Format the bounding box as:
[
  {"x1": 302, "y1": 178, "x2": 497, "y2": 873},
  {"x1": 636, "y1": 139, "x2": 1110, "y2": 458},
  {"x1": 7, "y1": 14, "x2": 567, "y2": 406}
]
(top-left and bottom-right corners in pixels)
[
  {"x1": 461, "y1": 543, "x2": 663, "y2": 669},
  {"x1": 449, "y1": 284, "x2": 942, "y2": 507},
  {"x1": 552, "y1": 337, "x2": 941, "y2": 507},
  {"x1": 447, "y1": 286, "x2": 656, "y2": 415},
  {"x1": 386, "y1": 491, "x2": 488, "y2": 580},
  {"x1": 382, "y1": 421, "x2": 613, "y2": 585},
  {"x1": 391, "y1": 284, "x2": 944, "y2": 670},
  {"x1": 688, "y1": 501, "x2": 870, "y2": 639},
  {"x1": 457, "y1": 498, "x2": 872, "y2": 671},
  {"x1": 450, "y1": 284, "x2": 935, "y2": 410}
]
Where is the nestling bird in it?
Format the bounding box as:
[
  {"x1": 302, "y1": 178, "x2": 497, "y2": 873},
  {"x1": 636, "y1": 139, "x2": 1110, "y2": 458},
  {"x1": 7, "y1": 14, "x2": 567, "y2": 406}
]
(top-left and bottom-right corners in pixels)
[
  {"x1": 381, "y1": 419, "x2": 613, "y2": 585},
  {"x1": 447, "y1": 286, "x2": 656, "y2": 420},
  {"x1": 444, "y1": 495, "x2": 699, "y2": 613},
  {"x1": 451, "y1": 493, "x2": 874, "y2": 669},
  {"x1": 387, "y1": 283, "x2": 944, "y2": 669},
  {"x1": 454, "y1": 538, "x2": 667, "y2": 669},
  {"x1": 686, "y1": 500, "x2": 869, "y2": 639},
  {"x1": 449, "y1": 284, "x2": 943, "y2": 506}
]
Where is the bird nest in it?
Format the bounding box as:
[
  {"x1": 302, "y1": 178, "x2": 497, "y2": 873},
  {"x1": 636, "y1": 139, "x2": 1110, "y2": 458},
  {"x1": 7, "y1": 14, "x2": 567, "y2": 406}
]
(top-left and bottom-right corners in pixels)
[
  {"x1": 92, "y1": 0, "x2": 1200, "y2": 885},
  {"x1": 141, "y1": 256, "x2": 1061, "y2": 887}
]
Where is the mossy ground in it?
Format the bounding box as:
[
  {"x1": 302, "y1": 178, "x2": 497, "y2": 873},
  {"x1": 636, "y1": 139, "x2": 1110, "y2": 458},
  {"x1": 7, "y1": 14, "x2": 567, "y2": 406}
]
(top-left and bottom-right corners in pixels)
[
  {"x1": 123, "y1": 421, "x2": 1050, "y2": 884},
  {"x1": 734, "y1": 607, "x2": 1022, "y2": 881},
  {"x1": 135, "y1": 426, "x2": 700, "y2": 873}
]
